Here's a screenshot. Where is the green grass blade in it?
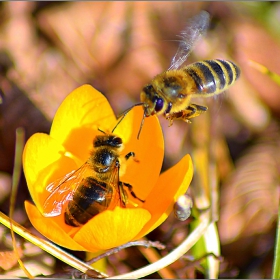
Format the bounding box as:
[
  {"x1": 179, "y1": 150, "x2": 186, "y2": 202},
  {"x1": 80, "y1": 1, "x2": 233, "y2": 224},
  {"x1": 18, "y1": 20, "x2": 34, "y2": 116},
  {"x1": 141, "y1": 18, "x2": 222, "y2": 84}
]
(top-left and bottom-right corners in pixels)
[{"x1": 272, "y1": 205, "x2": 280, "y2": 278}]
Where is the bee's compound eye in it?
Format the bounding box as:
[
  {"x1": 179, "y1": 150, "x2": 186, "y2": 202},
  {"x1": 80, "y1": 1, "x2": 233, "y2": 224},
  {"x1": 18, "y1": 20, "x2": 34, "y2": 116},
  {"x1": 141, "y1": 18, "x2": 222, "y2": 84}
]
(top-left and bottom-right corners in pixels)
[
  {"x1": 154, "y1": 97, "x2": 164, "y2": 112},
  {"x1": 108, "y1": 136, "x2": 122, "y2": 147},
  {"x1": 112, "y1": 137, "x2": 122, "y2": 146}
]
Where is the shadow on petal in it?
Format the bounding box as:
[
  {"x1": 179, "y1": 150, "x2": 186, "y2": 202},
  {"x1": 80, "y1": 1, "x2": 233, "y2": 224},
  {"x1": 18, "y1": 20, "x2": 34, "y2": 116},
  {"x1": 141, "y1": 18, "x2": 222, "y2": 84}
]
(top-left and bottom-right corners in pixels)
[
  {"x1": 116, "y1": 106, "x2": 164, "y2": 200},
  {"x1": 50, "y1": 85, "x2": 117, "y2": 162},
  {"x1": 73, "y1": 207, "x2": 151, "y2": 252}
]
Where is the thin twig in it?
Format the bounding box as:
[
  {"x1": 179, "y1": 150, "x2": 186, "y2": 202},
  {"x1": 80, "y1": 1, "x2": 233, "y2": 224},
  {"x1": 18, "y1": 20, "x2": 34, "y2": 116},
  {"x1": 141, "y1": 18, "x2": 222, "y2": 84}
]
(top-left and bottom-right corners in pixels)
[
  {"x1": 183, "y1": 252, "x2": 223, "y2": 268},
  {"x1": 76, "y1": 239, "x2": 165, "y2": 277},
  {"x1": 138, "y1": 240, "x2": 177, "y2": 279},
  {"x1": 0, "y1": 212, "x2": 107, "y2": 278},
  {"x1": 107, "y1": 209, "x2": 211, "y2": 279},
  {"x1": 87, "y1": 240, "x2": 165, "y2": 265}
]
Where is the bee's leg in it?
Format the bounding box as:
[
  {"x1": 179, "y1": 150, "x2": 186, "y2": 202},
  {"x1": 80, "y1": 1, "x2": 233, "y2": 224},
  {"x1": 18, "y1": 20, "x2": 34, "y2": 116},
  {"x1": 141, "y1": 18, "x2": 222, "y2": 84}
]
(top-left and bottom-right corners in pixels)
[
  {"x1": 118, "y1": 182, "x2": 128, "y2": 207},
  {"x1": 125, "y1": 151, "x2": 139, "y2": 163},
  {"x1": 164, "y1": 111, "x2": 174, "y2": 126},
  {"x1": 122, "y1": 182, "x2": 145, "y2": 203},
  {"x1": 125, "y1": 152, "x2": 135, "y2": 161},
  {"x1": 165, "y1": 104, "x2": 208, "y2": 125},
  {"x1": 165, "y1": 111, "x2": 188, "y2": 126},
  {"x1": 184, "y1": 104, "x2": 208, "y2": 120}
]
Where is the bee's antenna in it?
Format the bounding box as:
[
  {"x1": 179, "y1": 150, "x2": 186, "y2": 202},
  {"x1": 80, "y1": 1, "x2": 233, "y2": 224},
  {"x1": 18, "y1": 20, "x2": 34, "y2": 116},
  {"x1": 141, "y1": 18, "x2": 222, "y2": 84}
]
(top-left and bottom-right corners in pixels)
[
  {"x1": 112, "y1": 103, "x2": 144, "y2": 133},
  {"x1": 98, "y1": 128, "x2": 106, "y2": 134},
  {"x1": 137, "y1": 110, "x2": 146, "y2": 140}
]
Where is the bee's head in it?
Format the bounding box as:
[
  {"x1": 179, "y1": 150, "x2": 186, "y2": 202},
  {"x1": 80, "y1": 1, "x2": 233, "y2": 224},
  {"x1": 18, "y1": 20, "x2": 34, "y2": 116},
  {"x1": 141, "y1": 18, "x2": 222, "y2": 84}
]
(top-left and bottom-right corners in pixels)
[
  {"x1": 94, "y1": 133, "x2": 123, "y2": 149},
  {"x1": 140, "y1": 84, "x2": 164, "y2": 117},
  {"x1": 105, "y1": 135, "x2": 123, "y2": 148},
  {"x1": 111, "y1": 82, "x2": 166, "y2": 141}
]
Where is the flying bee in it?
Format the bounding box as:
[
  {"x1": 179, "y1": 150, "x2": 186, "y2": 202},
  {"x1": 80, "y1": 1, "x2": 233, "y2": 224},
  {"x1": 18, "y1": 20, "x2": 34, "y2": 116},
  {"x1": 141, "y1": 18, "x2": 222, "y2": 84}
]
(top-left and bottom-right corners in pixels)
[
  {"x1": 42, "y1": 130, "x2": 143, "y2": 227},
  {"x1": 113, "y1": 11, "x2": 241, "y2": 138}
]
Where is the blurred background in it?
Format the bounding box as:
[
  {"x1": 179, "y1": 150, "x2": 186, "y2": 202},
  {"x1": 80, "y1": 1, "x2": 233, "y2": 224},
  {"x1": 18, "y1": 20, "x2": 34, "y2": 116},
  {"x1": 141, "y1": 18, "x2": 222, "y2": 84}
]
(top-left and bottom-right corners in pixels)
[{"x1": 0, "y1": 1, "x2": 280, "y2": 278}]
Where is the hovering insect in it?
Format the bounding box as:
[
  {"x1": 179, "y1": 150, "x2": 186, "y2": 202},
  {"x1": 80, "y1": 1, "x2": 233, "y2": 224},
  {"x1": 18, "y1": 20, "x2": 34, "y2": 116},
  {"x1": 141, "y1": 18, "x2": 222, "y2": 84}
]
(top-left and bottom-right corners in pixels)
[
  {"x1": 42, "y1": 130, "x2": 143, "y2": 227},
  {"x1": 114, "y1": 11, "x2": 240, "y2": 138}
]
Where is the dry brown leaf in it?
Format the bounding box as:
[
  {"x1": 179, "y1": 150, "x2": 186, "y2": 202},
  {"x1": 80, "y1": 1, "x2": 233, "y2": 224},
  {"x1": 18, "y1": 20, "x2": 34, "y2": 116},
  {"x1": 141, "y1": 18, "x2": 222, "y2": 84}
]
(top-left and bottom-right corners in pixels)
[
  {"x1": 36, "y1": 2, "x2": 166, "y2": 111},
  {"x1": 35, "y1": 2, "x2": 211, "y2": 115},
  {"x1": 1, "y1": 2, "x2": 79, "y2": 119},
  {"x1": 0, "y1": 247, "x2": 23, "y2": 271},
  {"x1": 219, "y1": 122, "x2": 280, "y2": 244}
]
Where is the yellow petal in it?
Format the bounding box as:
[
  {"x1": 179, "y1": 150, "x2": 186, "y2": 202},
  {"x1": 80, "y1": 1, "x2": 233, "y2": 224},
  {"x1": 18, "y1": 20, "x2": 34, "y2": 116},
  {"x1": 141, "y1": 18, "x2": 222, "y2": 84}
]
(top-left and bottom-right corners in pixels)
[
  {"x1": 116, "y1": 106, "x2": 164, "y2": 200},
  {"x1": 50, "y1": 85, "x2": 117, "y2": 162},
  {"x1": 134, "y1": 154, "x2": 193, "y2": 239},
  {"x1": 73, "y1": 207, "x2": 151, "y2": 252},
  {"x1": 23, "y1": 133, "x2": 77, "y2": 211},
  {"x1": 25, "y1": 201, "x2": 86, "y2": 251}
]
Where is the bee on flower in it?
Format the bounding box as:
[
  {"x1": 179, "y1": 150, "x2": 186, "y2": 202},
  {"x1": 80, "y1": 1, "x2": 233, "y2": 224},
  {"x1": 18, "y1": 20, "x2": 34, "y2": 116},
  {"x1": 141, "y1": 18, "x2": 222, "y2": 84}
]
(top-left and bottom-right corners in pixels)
[{"x1": 23, "y1": 85, "x2": 193, "y2": 252}]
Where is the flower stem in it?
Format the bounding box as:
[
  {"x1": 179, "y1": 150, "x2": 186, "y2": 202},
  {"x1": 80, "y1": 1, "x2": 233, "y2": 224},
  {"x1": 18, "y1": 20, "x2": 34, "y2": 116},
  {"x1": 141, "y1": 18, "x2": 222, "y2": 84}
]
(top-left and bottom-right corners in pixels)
[{"x1": 9, "y1": 127, "x2": 33, "y2": 278}]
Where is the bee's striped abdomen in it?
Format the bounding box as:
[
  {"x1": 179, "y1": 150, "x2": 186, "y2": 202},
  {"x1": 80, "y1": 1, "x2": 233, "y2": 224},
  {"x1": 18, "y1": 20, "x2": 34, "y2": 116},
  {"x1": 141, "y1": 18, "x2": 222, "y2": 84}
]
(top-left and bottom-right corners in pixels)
[
  {"x1": 185, "y1": 59, "x2": 240, "y2": 96},
  {"x1": 64, "y1": 177, "x2": 112, "y2": 227}
]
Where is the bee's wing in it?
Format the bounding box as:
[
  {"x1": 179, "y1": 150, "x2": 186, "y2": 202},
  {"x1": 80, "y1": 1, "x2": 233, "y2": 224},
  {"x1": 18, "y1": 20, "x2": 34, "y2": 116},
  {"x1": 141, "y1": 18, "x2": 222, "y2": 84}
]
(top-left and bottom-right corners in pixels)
[
  {"x1": 168, "y1": 11, "x2": 210, "y2": 70},
  {"x1": 107, "y1": 161, "x2": 123, "y2": 205},
  {"x1": 42, "y1": 162, "x2": 92, "y2": 217},
  {"x1": 108, "y1": 162, "x2": 120, "y2": 190}
]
